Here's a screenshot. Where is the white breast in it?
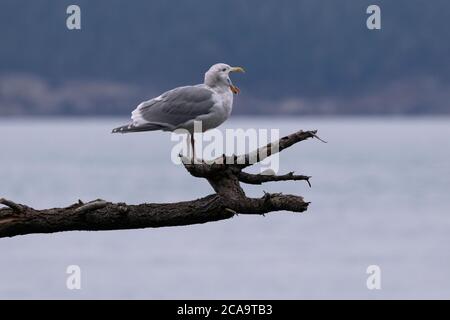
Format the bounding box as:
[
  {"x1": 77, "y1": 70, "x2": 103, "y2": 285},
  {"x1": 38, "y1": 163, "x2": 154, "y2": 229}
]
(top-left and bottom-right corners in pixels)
[
  {"x1": 196, "y1": 87, "x2": 233, "y2": 132},
  {"x1": 208, "y1": 89, "x2": 233, "y2": 130}
]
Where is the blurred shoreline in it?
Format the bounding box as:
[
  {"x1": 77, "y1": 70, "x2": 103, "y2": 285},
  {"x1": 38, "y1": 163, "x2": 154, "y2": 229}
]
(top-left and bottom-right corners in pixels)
[{"x1": 1, "y1": 73, "x2": 449, "y2": 117}]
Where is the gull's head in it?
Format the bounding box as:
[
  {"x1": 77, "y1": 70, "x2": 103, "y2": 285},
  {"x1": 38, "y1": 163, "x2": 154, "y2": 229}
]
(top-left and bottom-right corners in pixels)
[{"x1": 204, "y1": 63, "x2": 245, "y2": 94}]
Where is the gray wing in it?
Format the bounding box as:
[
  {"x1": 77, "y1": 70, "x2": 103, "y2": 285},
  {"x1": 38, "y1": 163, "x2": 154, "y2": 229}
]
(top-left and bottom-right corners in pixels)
[{"x1": 131, "y1": 86, "x2": 215, "y2": 130}]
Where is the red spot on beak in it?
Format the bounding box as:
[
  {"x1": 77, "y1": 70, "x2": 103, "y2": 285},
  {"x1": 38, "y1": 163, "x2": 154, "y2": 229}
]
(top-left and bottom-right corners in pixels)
[{"x1": 230, "y1": 85, "x2": 240, "y2": 94}]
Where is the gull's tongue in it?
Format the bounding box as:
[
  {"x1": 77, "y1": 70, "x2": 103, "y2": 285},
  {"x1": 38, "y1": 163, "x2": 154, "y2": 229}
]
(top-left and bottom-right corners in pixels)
[{"x1": 230, "y1": 84, "x2": 240, "y2": 94}]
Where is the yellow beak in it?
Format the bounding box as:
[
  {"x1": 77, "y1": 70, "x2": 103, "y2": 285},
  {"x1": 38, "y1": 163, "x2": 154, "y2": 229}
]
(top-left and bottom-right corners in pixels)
[{"x1": 230, "y1": 66, "x2": 245, "y2": 73}]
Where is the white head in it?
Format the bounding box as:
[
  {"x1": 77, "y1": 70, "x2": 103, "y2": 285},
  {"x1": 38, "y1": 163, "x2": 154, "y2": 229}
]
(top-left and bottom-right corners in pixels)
[{"x1": 204, "y1": 63, "x2": 245, "y2": 94}]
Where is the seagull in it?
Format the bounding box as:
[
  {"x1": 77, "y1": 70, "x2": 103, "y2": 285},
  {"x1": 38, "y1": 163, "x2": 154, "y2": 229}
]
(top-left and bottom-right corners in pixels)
[{"x1": 112, "y1": 63, "x2": 245, "y2": 161}]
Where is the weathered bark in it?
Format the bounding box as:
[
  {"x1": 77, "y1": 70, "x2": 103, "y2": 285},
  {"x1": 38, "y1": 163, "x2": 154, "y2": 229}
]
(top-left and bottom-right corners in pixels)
[{"x1": 0, "y1": 129, "x2": 322, "y2": 238}]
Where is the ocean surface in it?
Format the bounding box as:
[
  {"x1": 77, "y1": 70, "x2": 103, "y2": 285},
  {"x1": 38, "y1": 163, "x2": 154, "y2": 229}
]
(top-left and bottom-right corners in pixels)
[{"x1": 0, "y1": 117, "x2": 449, "y2": 299}]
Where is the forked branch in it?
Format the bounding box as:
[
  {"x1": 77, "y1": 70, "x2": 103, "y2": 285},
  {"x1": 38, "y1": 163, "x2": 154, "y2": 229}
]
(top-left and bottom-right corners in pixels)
[{"x1": 0, "y1": 129, "x2": 321, "y2": 238}]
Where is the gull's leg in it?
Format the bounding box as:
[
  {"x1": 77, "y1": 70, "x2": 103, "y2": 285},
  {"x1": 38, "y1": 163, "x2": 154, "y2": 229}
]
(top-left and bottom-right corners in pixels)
[
  {"x1": 186, "y1": 133, "x2": 191, "y2": 157},
  {"x1": 179, "y1": 134, "x2": 191, "y2": 165},
  {"x1": 191, "y1": 133, "x2": 196, "y2": 163}
]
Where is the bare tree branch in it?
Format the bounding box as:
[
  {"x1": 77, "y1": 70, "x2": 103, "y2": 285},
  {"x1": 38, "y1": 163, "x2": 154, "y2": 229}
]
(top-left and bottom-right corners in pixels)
[
  {"x1": 234, "y1": 129, "x2": 320, "y2": 168},
  {"x1": 238, "y1": 171, "x2": 311, "y2": 187},
  {"x1": 0, "y1": 198, "x2": 26, "y2": 213},
  {"x1": 0, "y1": 129, "x2": 321, "y2": 239}
]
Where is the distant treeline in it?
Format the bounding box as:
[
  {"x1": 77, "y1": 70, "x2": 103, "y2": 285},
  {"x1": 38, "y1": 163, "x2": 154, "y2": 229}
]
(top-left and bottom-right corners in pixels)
[{"x1": 0, "y1": 0, "x2": 449, "y2": 115}]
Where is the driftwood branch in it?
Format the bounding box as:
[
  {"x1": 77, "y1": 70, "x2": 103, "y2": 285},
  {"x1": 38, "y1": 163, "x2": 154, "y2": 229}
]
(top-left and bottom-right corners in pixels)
[
  {"x1": 0, "y1": 129, "x2": 321, "y2": 238},
  {"x1": 0, "y1": 198, "x2": 25, "y2": 213},
  {"x1": 238, "y1": 172, "x2": 312, "y2": 187}
]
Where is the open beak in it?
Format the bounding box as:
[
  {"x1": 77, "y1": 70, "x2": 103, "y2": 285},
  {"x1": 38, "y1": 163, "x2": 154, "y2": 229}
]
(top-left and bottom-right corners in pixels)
[{"x1": 229, "y1": 66, "x2": 245, "y2": 94}]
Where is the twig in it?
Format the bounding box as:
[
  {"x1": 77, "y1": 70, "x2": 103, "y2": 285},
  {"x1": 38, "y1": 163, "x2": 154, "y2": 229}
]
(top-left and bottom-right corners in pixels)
[
  {"x1": 0, "y1": 198, "x2": 25, "y2": 213},
  {"x1": 238, "y1": 171, "x2": 311, "y2": 187},
  {"x1": 311, "y1": 132, "x2": 328, "y2": 143},
  {"x1": 74, "y1": 200, "x2": 108, "y2": 214},
  {"x1": 224, "y1": 208, "x2": 237, "y2": 215}
]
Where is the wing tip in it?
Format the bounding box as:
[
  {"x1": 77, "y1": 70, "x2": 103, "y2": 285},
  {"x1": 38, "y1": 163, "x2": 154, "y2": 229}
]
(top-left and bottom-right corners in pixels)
[{"x1": 111, "y1": 125, "x2": 132, "y2": 134}]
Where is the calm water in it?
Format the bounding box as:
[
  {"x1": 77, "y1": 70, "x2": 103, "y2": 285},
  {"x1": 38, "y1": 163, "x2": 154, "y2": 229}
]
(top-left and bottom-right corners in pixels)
[{"x1": 0, "y1": 117, "x2": 449, "y2": 299}]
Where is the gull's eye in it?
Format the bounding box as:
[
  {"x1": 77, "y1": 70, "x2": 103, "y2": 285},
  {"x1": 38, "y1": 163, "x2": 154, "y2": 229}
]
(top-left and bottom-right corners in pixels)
[{"x1": 222, "y1": 68, "x2": 227, "y2": 72}]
